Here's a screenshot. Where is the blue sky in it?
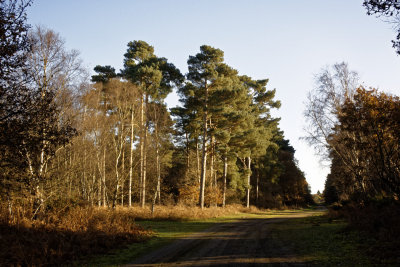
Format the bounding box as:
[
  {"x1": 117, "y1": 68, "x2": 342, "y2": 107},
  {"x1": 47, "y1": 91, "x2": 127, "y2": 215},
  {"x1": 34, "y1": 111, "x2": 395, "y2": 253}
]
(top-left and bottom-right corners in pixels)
[{"x1": 28, "y1": 0, "x2": 400, "y2": 193}]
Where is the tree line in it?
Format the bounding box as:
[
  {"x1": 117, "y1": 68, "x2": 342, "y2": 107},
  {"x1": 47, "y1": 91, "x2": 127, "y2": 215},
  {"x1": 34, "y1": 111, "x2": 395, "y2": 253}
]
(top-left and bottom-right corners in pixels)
[
  {"x1": 305, "y1": 62, "x2": 400, "y2": 205},
  {"x1": 0, "y1": 1, "x2": 313, "y2": 216},
  {"x1": 305, "y1": 0, "x2": 400, "y2": 207}
]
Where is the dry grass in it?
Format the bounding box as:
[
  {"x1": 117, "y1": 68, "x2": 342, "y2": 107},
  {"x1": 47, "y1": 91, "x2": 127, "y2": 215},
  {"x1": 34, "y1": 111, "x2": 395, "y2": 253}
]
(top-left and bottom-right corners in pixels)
[
  {"x1": 0, "y1": 203, "x2": 265, "y2": 266},
  {"x1": 120, "y1": 203, "x2": 263, "y2": 221},
  {"x1": 0, "y1": 206, "x2": 153, "y2": 266}
]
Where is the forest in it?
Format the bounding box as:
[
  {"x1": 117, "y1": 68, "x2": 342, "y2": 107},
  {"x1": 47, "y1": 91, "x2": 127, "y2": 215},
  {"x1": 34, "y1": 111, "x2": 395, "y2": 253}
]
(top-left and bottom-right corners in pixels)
[
  {"x1": 0, "y1": 1, "x2": 313, "y2": 264},
  {"x1": 0, "y1": 18, "x2": 313, "y2": 214},
  {"x1": 1, "y1": 0, "x2": 400, "y2": 266}
]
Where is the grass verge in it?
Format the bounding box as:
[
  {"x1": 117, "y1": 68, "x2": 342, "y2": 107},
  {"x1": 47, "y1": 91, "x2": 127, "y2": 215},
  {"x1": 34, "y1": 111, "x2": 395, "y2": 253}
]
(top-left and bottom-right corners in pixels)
[
  {"x1": 80, "y1": 220, "x2": 218, "y2": 266},
  {"x1": 268, "y1": 214, "x2": 400, "y2": 266}
]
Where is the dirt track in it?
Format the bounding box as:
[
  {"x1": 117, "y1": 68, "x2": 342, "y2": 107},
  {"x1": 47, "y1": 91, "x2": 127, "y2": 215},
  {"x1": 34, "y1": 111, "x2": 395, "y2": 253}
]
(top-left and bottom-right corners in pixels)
[{"x1": 125, "y1": 210, "x2": 320, "y2": 267}]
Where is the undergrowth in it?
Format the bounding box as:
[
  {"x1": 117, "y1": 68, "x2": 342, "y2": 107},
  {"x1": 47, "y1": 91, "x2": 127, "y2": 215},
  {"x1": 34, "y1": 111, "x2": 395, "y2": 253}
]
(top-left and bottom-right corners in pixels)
[
  {"x1": 118, "y1": 203, "x2": 262, "y2": 221},
  {"x1": 0, "y1": 203, "x2": 263, "y2": 266},
  {"x1": 0, "y1": 206, "x2": 153, "y2": 266}
]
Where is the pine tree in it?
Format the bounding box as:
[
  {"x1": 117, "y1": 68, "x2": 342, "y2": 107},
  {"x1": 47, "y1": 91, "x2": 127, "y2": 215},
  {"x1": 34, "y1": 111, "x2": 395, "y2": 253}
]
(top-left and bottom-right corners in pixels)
[
  {"x1": 183, "y1": 45, "x2": 225, "y2": 208},
  {"x1": 238, "y1": 76, "x2": 280, "y2": 208},
  {"x1": 122, "y1": 40, "x2": 182, "y2": 207}
]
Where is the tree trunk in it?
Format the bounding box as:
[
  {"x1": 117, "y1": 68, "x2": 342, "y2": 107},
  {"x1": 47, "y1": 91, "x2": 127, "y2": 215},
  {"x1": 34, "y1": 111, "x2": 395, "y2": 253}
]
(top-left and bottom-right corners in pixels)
[
  {"x1": 156, "y1": 145, "x2": 161, "y2": 205},
  {"x1": 256, "y1": 169, "x2": 259, "y2": 206},
  {"x1": 96, "y1": 150, "x2": 102, "y2": 207},
  {"x1": 185, "y1": 132, "x2": 190, "y2": 180},
  {"x1": 69, "y1": 148, "x2": 72, "y2": 198},
  {"x1": 209, "y1": 134, "x2": 217, "y2": 207},
  {"x1": 199, "y1": 132, "x2": 207, "y2": 209},
  {"x1": 102, "y1": 146, "x2": 107, "y2": 207},
  {"x1": 32, "y1": 184, "x2": 44, "y2": 219},
  {"x1": 64, "y1": 147, "x2": 69, "y2": 197},
  {"x1": 83, "y1": 140, "x2": 88, "y2": 202},
  {"x1": 121, "y1": 145, "x2": 125, "y2": 206},
  {"x1": 199, "y1": 84, "x2": 208, "y2": 209},
  {"x1": 98, "y1": 172, "x2": 101, "y2": 207},
  {"x1": 155, "y1": 116, "x2": 161, "y2": 205},
  {"x1": 196, "y1": 138, "x2": 200, "y2": 185},
  {"x1": 91, "y1": 172, "x2": 95, "y2": 206},
  {"x1": 210, "y1": 133, "x2": 215, "y2": 188},
  {"x1": 141, "y1": 94, "x2": 149, "y2": 208},
  {"x1": 246, "y1": 156, "x2": 251, "y2": 208},
  {"x1": 129, "y1": 105, "x2": 134, "y2": 207},
  {"x1": 210, "y1": 147, "x2": 214, "y2": 187},
  {"x1": 112, "y1": 126, "x2": 123, "y2": 209},
  {"x1": 139, "y1": 95, "x2": 144, "y2": 205},
  {"x1": 222, "y1": 154, "x2": 227, "y2": 208}
]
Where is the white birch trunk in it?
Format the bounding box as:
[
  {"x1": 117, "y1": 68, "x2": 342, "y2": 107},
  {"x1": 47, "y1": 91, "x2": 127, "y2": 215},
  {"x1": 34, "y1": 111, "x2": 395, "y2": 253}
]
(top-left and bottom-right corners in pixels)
[
  {"x1": 141, "y1": 95, "x2": 148, "y2": 208},
  {"x1": 103, "y1": 147, "x2": 106, "y2": 207},
  {"x1": 139, "y1": 95, "x2": 144, "y2": 206},
  {"x1": 112, "y1": 125, "x2": 123, "y2": 208},
  {"x1": 129, "y1": 106, "x2": 134, "y2": 207},
  {"x1": 121, "y1": 144, "x2": 125, "y2": 206},
  {"x1": 196, "y1": 139, "x2": 200, "y2": 185}
]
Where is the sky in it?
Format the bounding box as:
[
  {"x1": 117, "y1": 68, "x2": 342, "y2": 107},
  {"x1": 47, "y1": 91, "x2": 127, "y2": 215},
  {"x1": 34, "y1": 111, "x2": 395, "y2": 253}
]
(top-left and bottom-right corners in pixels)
[{"x1": 27, "y1": 0, "x2": 400, "y2": 193}]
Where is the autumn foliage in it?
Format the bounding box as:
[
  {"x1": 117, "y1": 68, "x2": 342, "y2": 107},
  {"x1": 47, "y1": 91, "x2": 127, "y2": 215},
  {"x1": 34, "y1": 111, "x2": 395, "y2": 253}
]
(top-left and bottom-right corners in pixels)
[
  {"x1": 319, "y1": 87, "x2": 400, "y2": 262},
  {"x1": 326, "y1": 87, "x2": 400, "y2": 203}
]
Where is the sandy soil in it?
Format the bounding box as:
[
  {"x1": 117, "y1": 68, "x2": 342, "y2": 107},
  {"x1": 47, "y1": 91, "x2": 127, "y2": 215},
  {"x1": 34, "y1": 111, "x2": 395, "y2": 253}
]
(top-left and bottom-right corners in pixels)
[{"x1": 125, "y1": 210, "x2": 320, "y2": 267}]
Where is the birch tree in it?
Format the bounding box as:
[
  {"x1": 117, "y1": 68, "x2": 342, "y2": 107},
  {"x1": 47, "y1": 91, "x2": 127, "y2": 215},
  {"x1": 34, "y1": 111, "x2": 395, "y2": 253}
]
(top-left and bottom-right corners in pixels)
[
  {"x1": 304, "y1": 62, "x2": 363, "y2": 195},
  {"x1": 304, "y1": 62, "x2": 359, "y2": 160},
  {"x1": 20, "y1": 26, "x2": 85, "y2": 213}
]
